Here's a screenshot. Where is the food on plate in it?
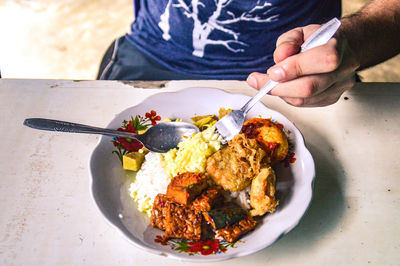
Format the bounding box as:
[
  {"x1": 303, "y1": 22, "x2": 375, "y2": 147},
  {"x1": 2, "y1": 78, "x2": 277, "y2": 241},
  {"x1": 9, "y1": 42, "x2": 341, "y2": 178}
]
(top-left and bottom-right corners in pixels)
[
  {"x1": 129, "y1": 152, "x2": 171, "y2": 216},
  {"x1": 151, "y1": 194, "x2": 169, "y2": 231},
  {"x1": 242, "y1": 118, "x2": 289, "y2": 164},
  {"x1": 203, "y1": 202, "x2": 247, "y2": 230},
  {"x1": 191, "y1": 114, "x2": 218, "y2": 131},
  {"x1": 215, "y1": 216, "x2": 257, "y2": 243},
  {"x1": 122, "y1": 151, "x2": 145, "y2": 171},
  {"x1": 151, "y1": 172, "x2": 256, "y2": 243},
  {"x1": 166, "y1": 172, "x2": 209, "y2": 206},
  {"x1": 190, "y1": 187, "x2": 222, "y2": 212},
  {"x1": 218, "y1": 107, "x2": 232, "y2": 119},
  {"x1": 151, "y1": 193, "x2": 203, "y2": 240},
  {"x1": 163, "y1": 126, "x2": 222, "y2": 177},
  {"x1": 249, "y1": 166, "x2": 279, "y2": 216},
  {"x1": 121, "y1": 110, "x2": 292, "y2": 244},
  {"x1": 206, "y1": 133, "x2": 266, "y2": 191}
]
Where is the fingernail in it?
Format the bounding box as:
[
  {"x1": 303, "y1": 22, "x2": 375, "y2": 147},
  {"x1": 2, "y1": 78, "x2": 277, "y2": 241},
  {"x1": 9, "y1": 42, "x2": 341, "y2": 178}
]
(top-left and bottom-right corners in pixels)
[
  {"x1": 268, "y1": 67, "x2": 285, "y2": 81},
  {"x1": 247, "y1": 75, "x2": 257, "y2": 89}
]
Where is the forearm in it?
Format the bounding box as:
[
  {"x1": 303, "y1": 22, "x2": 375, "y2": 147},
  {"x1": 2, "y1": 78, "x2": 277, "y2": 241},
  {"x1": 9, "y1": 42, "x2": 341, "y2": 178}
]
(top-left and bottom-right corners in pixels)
[{"x1": 340, "y1": 0, "x2": 400, "y2": 70}]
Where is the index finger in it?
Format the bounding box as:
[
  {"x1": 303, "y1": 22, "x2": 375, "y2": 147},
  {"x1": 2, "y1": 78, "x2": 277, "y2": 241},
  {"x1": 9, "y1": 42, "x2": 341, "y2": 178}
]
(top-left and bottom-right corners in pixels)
[
  {"x1": 274, "y1": 25, "x2": 321, "y2": 63},
  {"x1": 268, "y1": 37, "x2": 342, "y2": 82},
  {"x1": 273, "y1": 27, "x2": 303, "y2": 63}
]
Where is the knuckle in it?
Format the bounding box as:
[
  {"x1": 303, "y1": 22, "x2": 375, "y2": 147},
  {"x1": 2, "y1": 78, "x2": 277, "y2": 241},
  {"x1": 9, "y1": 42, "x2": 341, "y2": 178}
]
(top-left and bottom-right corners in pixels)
[
  {"x1": 276, "y1": 28, "x2": 302, "y2": 46},
  {"x1": 300, "y1": 79, "x2": 318, "y2": 97},
  {"x1": 294, "y1": 60, "x2": 303, "y2": 77},
  {"x1": 348, "y1": 78, "x2": 356, "y2": 88},
  {"x1": 324, "y1": 47, "x2": 340, "y2": 71},
  {"x1": 288, "y1": 98, "x2": 305, "y2": 107}
]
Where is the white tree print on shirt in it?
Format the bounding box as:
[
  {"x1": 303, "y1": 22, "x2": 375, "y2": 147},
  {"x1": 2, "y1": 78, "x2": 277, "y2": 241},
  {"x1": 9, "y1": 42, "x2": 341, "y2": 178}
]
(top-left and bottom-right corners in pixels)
[{"x1": 158, "y1": 0, "x2": 279, "y2": 57}]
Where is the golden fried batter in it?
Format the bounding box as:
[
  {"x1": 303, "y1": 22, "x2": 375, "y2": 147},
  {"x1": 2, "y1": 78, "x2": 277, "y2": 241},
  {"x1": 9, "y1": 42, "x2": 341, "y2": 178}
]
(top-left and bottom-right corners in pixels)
[
  {"x1": 249, "y1": 166, "x2": 279, "y2": 216},
  {"x1": 206, "y1": 134, "x2": 266, "y2": 191},
  {"x1": 242, "y1": 118, "x2": 288, "y2": 164}
]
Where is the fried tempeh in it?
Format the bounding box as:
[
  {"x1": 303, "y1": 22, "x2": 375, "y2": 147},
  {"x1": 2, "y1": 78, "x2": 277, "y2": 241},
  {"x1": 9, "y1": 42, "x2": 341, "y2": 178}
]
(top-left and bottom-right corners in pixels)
[
  {"x1": 164, "y1": 200, "x2": 203, "y2": 240},
  {"x1": 151, "y1": 193, "x2": 203, "y2": 240},
  {"x1": 150, "y1": 194, "x2": 170, "y2": 231}
]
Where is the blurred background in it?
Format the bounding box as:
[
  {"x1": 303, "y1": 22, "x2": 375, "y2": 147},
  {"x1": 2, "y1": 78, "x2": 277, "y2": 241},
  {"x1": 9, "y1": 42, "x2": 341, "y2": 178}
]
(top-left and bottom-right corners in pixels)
[{"x1": 0, "y1": 0, "x2": 399, "y2": 81}]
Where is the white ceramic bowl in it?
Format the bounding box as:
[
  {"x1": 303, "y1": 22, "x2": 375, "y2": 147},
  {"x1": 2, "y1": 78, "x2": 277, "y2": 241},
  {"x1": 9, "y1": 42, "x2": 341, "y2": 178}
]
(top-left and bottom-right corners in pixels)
[{"x1": 89, "y1": 87, "x2": 315, "y2": 262}]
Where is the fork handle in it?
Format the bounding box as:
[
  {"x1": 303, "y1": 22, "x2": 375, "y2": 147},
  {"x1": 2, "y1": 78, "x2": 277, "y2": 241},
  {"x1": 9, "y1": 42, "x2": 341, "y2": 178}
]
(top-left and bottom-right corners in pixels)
[{"x1": 240, "y1": 80, "x2": 279, "y2": 114}]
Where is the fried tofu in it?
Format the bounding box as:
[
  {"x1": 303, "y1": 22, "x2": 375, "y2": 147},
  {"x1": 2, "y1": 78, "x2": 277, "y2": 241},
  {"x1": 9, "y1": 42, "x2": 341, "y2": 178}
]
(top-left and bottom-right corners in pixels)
[
  {"x1": 242, "y1": 118, "x2": 288, "y2": 164},
  {"x1": 166, "y1": 172, "x2": 209, "y2": 206}
]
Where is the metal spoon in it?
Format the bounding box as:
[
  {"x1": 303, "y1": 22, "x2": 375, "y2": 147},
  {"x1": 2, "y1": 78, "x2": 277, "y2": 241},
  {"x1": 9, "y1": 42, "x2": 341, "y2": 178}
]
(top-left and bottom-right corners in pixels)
[
  {"x1": 215, "y1": 18, "x2": 342, "y2": 142},
  {"x1": 23, "y1": 118, "x2": 199, "y2": 153}
]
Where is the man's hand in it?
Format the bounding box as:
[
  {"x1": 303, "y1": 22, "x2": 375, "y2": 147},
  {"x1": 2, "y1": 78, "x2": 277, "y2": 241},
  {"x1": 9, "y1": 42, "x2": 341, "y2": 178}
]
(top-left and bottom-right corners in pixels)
[{"x1": 247, "y1": 24, "x2": 360, "y2": 107}]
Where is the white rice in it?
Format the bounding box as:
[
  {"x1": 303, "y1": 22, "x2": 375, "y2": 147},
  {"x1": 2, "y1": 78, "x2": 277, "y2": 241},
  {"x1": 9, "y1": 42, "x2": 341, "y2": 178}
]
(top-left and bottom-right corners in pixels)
[
  {"x1": 225, "y1": 186, "x2": 252, "y2": 210},
  {"x1": 128, "y1": 152, "x2": 171, "y2": 216}
]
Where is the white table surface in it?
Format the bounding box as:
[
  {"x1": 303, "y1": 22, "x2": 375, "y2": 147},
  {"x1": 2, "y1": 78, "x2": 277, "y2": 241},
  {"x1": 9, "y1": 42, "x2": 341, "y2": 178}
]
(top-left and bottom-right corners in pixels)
[{"x1": 0, "y1": 79, "x2": 399, "y2": 265}]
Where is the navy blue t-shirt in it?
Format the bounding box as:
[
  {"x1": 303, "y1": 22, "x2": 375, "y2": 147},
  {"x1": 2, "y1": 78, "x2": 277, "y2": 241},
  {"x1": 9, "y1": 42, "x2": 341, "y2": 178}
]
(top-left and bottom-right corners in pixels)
[{"x1": 127, "y1": 0, "x2": 341, "y2": 80}]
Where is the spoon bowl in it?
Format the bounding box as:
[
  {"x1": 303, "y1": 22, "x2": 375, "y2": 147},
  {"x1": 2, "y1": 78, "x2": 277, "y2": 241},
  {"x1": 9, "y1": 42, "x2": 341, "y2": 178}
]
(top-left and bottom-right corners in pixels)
[{"x1": 23, "y1": 118, "x2": 199, "y2": 153}]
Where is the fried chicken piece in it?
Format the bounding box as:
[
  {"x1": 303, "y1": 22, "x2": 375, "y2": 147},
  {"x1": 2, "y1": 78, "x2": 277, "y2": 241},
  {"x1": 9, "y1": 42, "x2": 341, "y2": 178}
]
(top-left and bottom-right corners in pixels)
[
  {"x1": 206, "y1": 134, "x2": 266, "y2": 191},
  {"x1": 242, "y1": 118, "x2": 288, "y2": 164},
  {"x1": 216, "y1": 216, "x2": 257, "y2": 243},
  {"x1": 249, "y1": 166, "x2": 279, "y2": 216},
  {"x1": 166, "y1": 172, "x2": 209, "y2": 206}
]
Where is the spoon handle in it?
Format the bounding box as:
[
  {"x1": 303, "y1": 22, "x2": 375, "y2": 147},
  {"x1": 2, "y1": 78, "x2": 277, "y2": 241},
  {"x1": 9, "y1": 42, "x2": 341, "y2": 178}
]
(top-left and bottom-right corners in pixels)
[{"x1": 23, "y1": 118, "x2": 141, "y2": 140}]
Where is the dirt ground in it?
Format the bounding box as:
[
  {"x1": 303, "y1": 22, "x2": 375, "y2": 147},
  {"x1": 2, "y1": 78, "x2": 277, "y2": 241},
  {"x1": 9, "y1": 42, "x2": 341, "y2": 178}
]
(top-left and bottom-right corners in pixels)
[{"x1": 0, "y1": 0, "x2": 399, "y2": 81}]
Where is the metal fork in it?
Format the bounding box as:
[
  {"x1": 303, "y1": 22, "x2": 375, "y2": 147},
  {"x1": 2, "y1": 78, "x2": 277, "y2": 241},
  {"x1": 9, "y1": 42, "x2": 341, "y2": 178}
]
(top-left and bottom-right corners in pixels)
[{"x1": 214, "y1": 18, "x2": 342, "y2": 143}]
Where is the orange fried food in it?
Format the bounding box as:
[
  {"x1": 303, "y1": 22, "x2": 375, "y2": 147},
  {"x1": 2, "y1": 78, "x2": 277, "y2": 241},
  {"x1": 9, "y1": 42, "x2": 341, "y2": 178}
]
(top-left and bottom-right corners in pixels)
[
  {"x1": 216, "y1": 216, "x2": 257, "y2": 243},
  {"x1": 242, "y1": 118, "x2": 288, "y2": 164},
  {"x1": 190, "y1": 187, "x2": 222, "y2": 212},
  {"x1": 249, "y1": 167, "x2": 279, "y2": 216},
  {"x1": 206, "y1": 134, "x2": 266, "y2": 191},
  {"x1": 166, "y1": 172, "x2": 209, "y2": 206}
]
